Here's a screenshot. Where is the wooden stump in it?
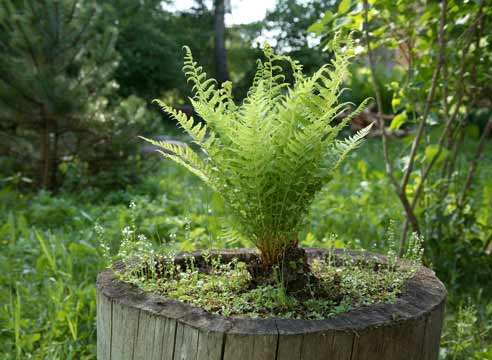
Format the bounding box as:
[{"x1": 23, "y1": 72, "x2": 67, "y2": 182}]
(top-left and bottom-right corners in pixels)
[{"x1": 96, "y1": 248, "x2": 446, "y2": 360}]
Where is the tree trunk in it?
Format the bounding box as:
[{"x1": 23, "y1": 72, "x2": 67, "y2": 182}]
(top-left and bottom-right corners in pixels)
[
  {"x1": 214, "y1": 0, "x2": 229, "y2": 85},
  {"x1": 40, "y1": 109, "x2": 57, "y2": 190},
  {"x1": 51, "y1": 122, "x2": 59, "y2": 190},
  {"x1": 97, "y1": 249, "x2": 446, "y2": 360},
  {"x1": 40, "y1": 118, "x2": 52, "y2": 189}
]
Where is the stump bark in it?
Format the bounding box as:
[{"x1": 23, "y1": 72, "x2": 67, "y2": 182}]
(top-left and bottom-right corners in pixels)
[{"x1": 96, "y1": 248, "x2": 446, "y2": 360}]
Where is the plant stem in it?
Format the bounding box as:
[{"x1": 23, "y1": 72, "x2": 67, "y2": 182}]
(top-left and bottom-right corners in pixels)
[
  {"x1": 363, "y1": 0, "x2": 421, "y2": 243},
  {"x1": 459, "y1": 119, "x2": 492, "y2": 208},
  {"x1": 482, "y1": 232, "x2": 492, "y2": 254},
  {"x1": 399, "y1": 0, "x2": 447, "y2": 193},
  {"x1": 401, "y1": 0, "x2": 485, "y2": 252}
]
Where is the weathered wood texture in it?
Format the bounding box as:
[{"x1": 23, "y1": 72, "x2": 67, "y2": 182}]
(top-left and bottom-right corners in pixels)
[{"x1": 97, "y1": 248, "x2": 446, "y2": 360}]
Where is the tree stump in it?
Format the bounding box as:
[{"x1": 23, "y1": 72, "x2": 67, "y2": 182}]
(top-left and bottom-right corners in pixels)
[{"x1": 96, "y1": 248, "x2": 446, "y2": 360}]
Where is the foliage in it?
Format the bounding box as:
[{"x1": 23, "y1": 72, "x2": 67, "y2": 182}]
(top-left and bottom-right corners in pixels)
[
  {"x1": 308, "y1": 1, "x2": 492, "y2": 306},
  {"x1": 264, "y1": 0, "x2": 333, "y2": 74},
  {"x1": 418, "y1": 136, "x2": 492, "y2": 300},
  {"x1": 0, "y1": 164, "x2": 212, "y2": 359},
  {"x1": 100, "y1": 0, "x2": 217, "y2": 103},
  {"x1": 310, "y1": 0, "x2": 492, "y2": 248},
  {"x1": 113, "y1": 218, "x2": 423, "y2": 320},
  {"x1": 0, "y1": 0, "x2": 160, "y2": 191},
  {"x1": 0, "y1": 0, "x2": 118, "y2": 189},
  {"x1": 306, "y1": 139, "x2": 404, "y2": 249},
  {"x1": 100, "y1": 0, "x2": 181, "y2": 102},
  {"x1": 0, "y1": 215, "x2": 101, "y2": 358},
  {"x1": 344, "y1": 64, "x2": 403, "y2": 114},
  {"x1": 440, "y1": 302, "x2": 492, "y2": 359},
  {"x1": 0, "y1": 135, "x2": 491, "y2": 357},
  {"x1": 59, "y1": 95, "x2": 162, "y2": 191},
  {"x1": 145, "y1": 43, "x2": 371, "y2": 264},
  {"x1": 101, "y1": 0, "x2": 262, "y2": 104}
]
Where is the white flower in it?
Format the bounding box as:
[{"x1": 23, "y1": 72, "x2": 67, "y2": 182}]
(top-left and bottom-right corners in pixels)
[
  {"x1": 137, "y1": 234, "x2": 147, "y2": 242},
  {"x1": 122, "y1": 226, "x2": 133, "y2": 237}
]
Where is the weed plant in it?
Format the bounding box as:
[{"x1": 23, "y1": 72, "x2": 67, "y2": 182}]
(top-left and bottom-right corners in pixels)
[{"x1": 112, "y1": 217, "x2": 424, "y2": 319}]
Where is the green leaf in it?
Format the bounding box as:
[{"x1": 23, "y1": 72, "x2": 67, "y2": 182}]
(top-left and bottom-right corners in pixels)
[
  {"x1": 321, "y1": 10, "x2": 334, "y2": 23},
  {"x1": 372, "y1": 25, "x2": 388, "y2": 37},
  {"x1": 357, "y1": 160, "x2": 368, "y2": 180},
  {"x1": 389, "y1": 81, "x2": 399, "y2": 90},
  {"x1": 391, "y1": 97, "x2": 401, "y2": 111},
  {"x1": 425, "y1": 144, "x2": 449, "y2": 164},
  {"x1": 389, "y1": 113, "x2": 407, "y2": 130},
  {"x1": 338, "y1": 0, "x2": 351, "y2": 15},
  {"x1": 307, "y1": 21, "x2": 325, "y2": 34},
  {"x1": 351, "y1": 14, "x2": 364, "y2": 31},
  {"x1": 466, "y1": 124, "x2": 480, "y2": 140}
]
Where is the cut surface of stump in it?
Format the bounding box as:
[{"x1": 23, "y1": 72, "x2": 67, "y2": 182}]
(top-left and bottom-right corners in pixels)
[{"x1": 96, "y1": 248, "x2": 446, "y2": 360}]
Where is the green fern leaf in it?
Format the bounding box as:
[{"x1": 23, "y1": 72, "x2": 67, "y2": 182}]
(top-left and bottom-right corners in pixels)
[{"x1": 144, "y1": 37, "x2": 370, "y2": 265}]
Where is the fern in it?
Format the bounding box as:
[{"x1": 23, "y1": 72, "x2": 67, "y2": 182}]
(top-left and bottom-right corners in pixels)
[{"x1": 144, "y1": 42, "x2": 372, "y2": 265}]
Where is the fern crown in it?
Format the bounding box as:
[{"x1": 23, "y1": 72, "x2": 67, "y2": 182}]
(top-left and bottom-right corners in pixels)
[{"x1": 143, "y1": 42, "x2": 371, "y2": 264}]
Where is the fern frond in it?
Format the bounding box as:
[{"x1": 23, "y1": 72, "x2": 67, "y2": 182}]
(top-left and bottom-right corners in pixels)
[
  {"x1": 330, "y1": 123, "x2": 374, "y2": 170},
  {"x1": 145, "y1": 38, "x2": 370, "y2": 264},
  {"x1": 220, "y1": 225, "x2": 251, "y2": 248},
  {"x1": 182, "y1": 46, "x2": 218, "y2": 102},
  {"x1": 153, "y1": 100, "x2": 217, "y2": 150},
  {"x1": 140, "y1": 136, "x2": 217, "y2": 189},
  {"x1": 324, "y1": 98, "x2": 371, "y2": 143}
]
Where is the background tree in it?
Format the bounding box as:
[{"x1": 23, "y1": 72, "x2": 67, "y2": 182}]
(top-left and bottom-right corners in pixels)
[
  {"x1": 309, "y1": 0, "x2": 492, "y2": 308},
  {"x1": 214, "y1": 0, "x2": 230, "y2": 84},
  {"x1": 101, "y1": 0, "x2": 261, "y2": 106},
  {"x1": 0, "y1": 0, "x2": 117, "y2": 189},
  {"x1": 100, "y1": 0, "x2": 182, "y2": 102},
  {"x1": 265, "y1": 0, "x2": 333, "y2": 74},
  {"x1": 101, "y1": 0, "x2": 218, "y2": 107}
]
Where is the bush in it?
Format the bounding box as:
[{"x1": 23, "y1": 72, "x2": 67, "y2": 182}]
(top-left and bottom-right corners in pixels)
[{"x1": 146, "y1": 42, "x2": 371, "y2": 265}]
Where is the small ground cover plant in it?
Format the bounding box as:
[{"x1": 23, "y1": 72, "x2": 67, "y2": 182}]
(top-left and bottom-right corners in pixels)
[{"x1": 112, "y1": 215, "x2": 423, "y2": 319}]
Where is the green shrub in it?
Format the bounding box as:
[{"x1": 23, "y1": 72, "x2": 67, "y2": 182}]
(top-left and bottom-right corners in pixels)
[
  {"x1": 144, "y1": 42, "x2": 371, "y2": 265},
  {"x1": 441, "y1": 302, "x2": 492, "y2": 359}
]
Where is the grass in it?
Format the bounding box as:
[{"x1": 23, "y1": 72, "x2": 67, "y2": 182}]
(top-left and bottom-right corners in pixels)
[{"x1": 0, "y1": 137, "x2": 491, "y2": 359}]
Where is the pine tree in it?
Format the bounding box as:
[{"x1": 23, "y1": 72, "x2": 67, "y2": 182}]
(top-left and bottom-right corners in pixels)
[
  {"x1": 0, "y1": 0, "x2": 117, "y2": 189},
  {"x1": 213, "y1": 0, "x2": 229, "y2": 84}
]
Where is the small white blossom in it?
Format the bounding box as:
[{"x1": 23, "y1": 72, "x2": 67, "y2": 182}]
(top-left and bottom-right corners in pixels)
[
  {"x1": 122, "y1": 226, "x2": 133, "y2": 236},
  {"x1": 94, "y1": 223, "x2": 104, "y2": 235},
  {"x1": 137, "y1": 234, "x2": 147, "y2": 242}
]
